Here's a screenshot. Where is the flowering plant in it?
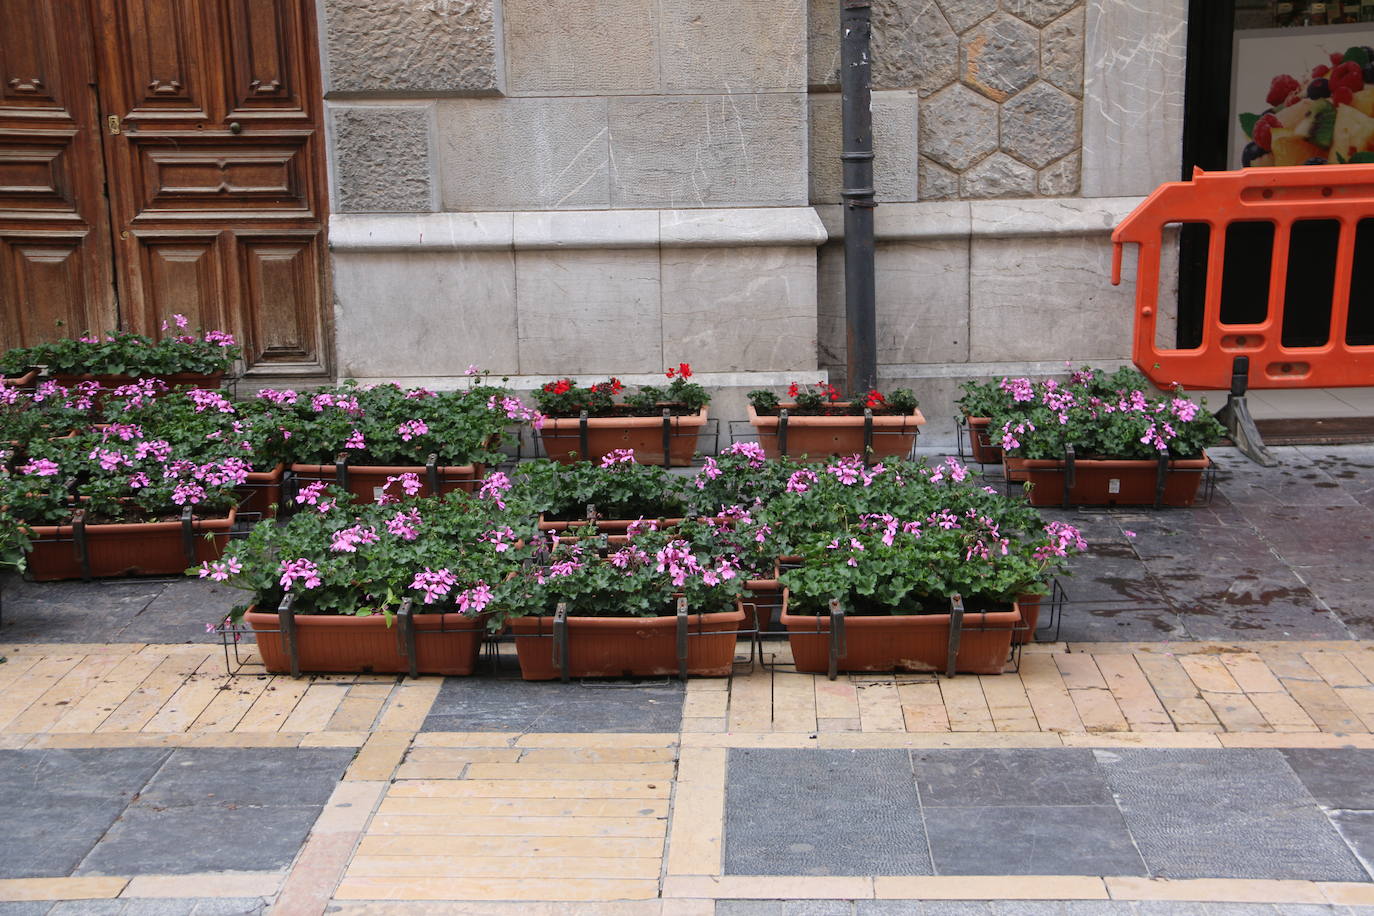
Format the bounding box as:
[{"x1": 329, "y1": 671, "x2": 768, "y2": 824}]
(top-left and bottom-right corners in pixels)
[
  {"x1": 507, "y1": 453, "x2": 689, "y2": 522},
  {"x1": 2, "y1": 425, "x2": 247, "y2": 525},
  {"x1": 987, "y1": 367, "x2": 1224, "y2": 460},
  {"x1": 0, "y1": 316, "x2": 240, "y2": 377},
  {"x1": 202, "y1": 486, "x2": 533, "y2": 623},
  {"x1": 532, "y1": 363, "x2": 711, "y2": 418},
  {"x1": 685, "y1": 442, "x2": 798, "y2": 517},
  {"x1": 98, "y1": 385, "x2": 292, "y2": 470},
  {"x1": 0, "y1": 459, "x2": 30, "y2": 571},
  {"x1": 273, "y1": 377, "x2": 528, "y2": 466},
  {"x1": 489, "y1": 521, "x2": 746, "y2": 623},
  {"x1": 747, "y1": 383, "x2": 918, "y2": 416},
  {"x1": 0, "y1": 380, "x2": 100, "y2": 448}
]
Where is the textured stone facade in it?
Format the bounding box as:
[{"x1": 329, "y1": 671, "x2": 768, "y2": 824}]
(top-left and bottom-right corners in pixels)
[
  {"x1": 330, "y1": 106, "x2": 435, "y2": 213},
  {"x1": 322, "y1": 0, "x2": 501, "y2": 94}
]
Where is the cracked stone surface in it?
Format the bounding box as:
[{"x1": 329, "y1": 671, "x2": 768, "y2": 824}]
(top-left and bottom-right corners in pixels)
[
  {"x1": 1041, "y1": 6, "x2": 1086, "y2": 97},
  {"x1": 1004, "y1": 0, "x2": 1080, "y2": 27},
  {"x1": 331, "y1": 107, "x2": 433, "y2": 213},
  {"x1": 935, "y1": 0, "x2": 998, "y2": 33},
  {"x1": 1038, "y1": 151, "x2": 1082, "y2": 195},
  {"x1": 960, "y1": 13, "x2": 1039, "y2": 102},
  {"x1": 1001, "y1": 82, "x2": 1082, "y2": 168},
  {"x1": 918, "y1": 157, "x2": 961, "y2": 200},
  {"x1": 872, "y1": 0, "x2": 959, "y2": 95},
  {"x1": 960, "y1": 152, "x2": 1037, "y2": 198},
  {"x1": 919, "y1": 84, "x2": 998, "y2": 171}
]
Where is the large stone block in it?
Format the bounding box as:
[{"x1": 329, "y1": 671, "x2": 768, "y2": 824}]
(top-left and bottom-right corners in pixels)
[
  {"x1": 961, "y1": 13, "x2": 1039, "y2": 102},
  {"x1": 920, "y1": 84, "x2": 998, "y2": 171},
  {"x1": 872, "y1": 0, "x2": 959, "y2": 95},
  {"x1": 1001, "y1": 82, "x2": 1082, "y2": 168},
  {"x1": 960, "y1": 152, "x2": 1036, "y2": 198},
  {"x1": 808, "y1": 0, "x2": 840, "y2": 88},
  {"x1": 437, "y1": 98, "x2": 610, "y2": 210},
  {"x1": 968, "y1": 232, "x2": 1136, "y2": 362},
  {"x1": 322, "y1": 0, "x2": 500, "y2": 94},
  {"x1": 919, "y1": 158, "x2": 960, "y2": 200},
  {"x1": 937, "y1": 0, "x2": 998, "y2": 34},
  {"x1": 818, "y1": 238, "x2": 971, "y2": 367},
  {"x1": 661, "y1": 0, "x2": 807, "y2": 92},
  {"x1": 503, "y1": 0, "x2": 658, "y2": 94},
  {"x1": 1038, "y1": 152, "x2": 1082, "y2": 195},
  {"x1": 661, "y1": 248, "x2": 817, "y2": 373},
  {"x1": 608, "y1": 95, "x2": 807, "y2": 208},
  {"x1": 515, "y1": 250, "x2": 663, "y2": 374},
  {"x1": 330, "y1": 106, "x2": 435, "y2": 213},
  {"x1": 809, "y1": 91, "x2": 919, "y2": 204},
  {"x1": 334, "y1": 250, "x2": 518, "y2": 377},
  {"x1": 1042, "y1": 6, "x2": 1086, "y2": 96},
  {"x1": 1081, "y1": 0, "x2": 1188, "y2": 197}
]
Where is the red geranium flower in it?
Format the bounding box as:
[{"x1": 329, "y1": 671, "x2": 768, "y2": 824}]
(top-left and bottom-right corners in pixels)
[
  {"x1": 678, "y1": 362, "x2": 692, "y2": 379},
  {"x1": 865, "y1": 389, "x2": 885, "y2": 408},
  {"x1": 787, "y1": 382, "x2": 800, "y2": 398}
]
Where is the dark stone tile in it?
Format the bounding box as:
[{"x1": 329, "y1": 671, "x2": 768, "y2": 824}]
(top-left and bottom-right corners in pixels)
[
  {"x1": 912, "y1": 749, "x2": 1113, "y2": 808},
  {"x1": 77, "y1": 803, "x2": 321, "y2": 875},
  {"x1": 1056, "y1": 557, "x2": 1185, "y2": 643},
  {"x1": 1331, "y1": 810, "x2": 1374, "y2": 878},
  {"x1": 113, "y1": 577, "x2": 240, "y2": 644},
  {"x1": 1296, "y1": 567, "x2": 1374, "y2": 640},
  {"x1": 723, "y1": 749, "x2": 929, "y2": 876},
  {"x1": 1159, "y1": 571, "x2": 1353, "y2": 641},
  {"x1": 189, "y1": 901, "x2": 267, "y2": 916},
  {"x1": 423, "y1": 676, "x2": 685, "y2": 733},
  {"x1": 1281, "y1": 749, "x2": 1374, "y2": 809},
  {"x1": 1298, "y1": 445, "x2": 1374, "y2": 510},
  {"x1": 1240, "y1": 507, "x2": 1374, "y2": 568},
  {"x1": 1210, "y1": 450, "x2": 1360, "y2": 509},
  {"x1": 0, "y1": 904, "x2": 55, "y2": 916},
  {"x1": 0, "y1": 578, "x2": 166, "y2": 644},
  {"x1": 139, "y1": 747, "x2": 352, "y2": 809},
  {"x1": 46, "y1": 904, "x2": 124, "y2": 916},
  {"x1": 0, "y1": 749, "x2": 169, "y2": 879},
  {"x1": 1097, "y1": 748, "x2": 1367, "y2": 881},
  {"x1": 924, "y1": 804, "x2": 1145, "y2": 876}
]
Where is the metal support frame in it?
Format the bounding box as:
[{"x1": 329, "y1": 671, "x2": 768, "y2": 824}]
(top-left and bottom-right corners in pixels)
[
  {"x1": 334, "y1": 452, "x2": 349, "y2": 494},
  {"x1": 578, "y1": 411, "x2": 590, "y2": 460},
  {"x1": 395, "y1": 598, "x2": 418, "y2": 678},
  {"x1": 1061, "y1": 444, "x2": 1076, "y2": 508},
  {"x1": 840, "y1": 0, "x2": 878, "y2": 394},
  {"x1": 1215, "y1": 355, "x2": 1278, "y2": 467},
  {"x1": 945, "y1": 594, "x2": 965, "y2": 678},
  {"x1": 1154, "y1": 453, "x2": 1170, "y2": 508},
  {"x1": 862, "y1": 408, "x2": 874, "y2": 462},
  {"x1": 71, "y1": 509, "x2": 91, "y2": 581},
  {"x1": 778, "y1": 409, "x2": 789, "y2": 456},
  {"x1": 662, "y1": 409, "x2": 673, "y2": 469},
  {"x1": 675, "y1": 597, "x2": 689, "y2": 681},
  {"x1": 277, "y1": 593, "x2": 300, "y2": 679},
  {"x1": 425, "y1": 454, "x2": 440, "y2": 496},
  {"x1": 552, "y1": 601, "x2": 570, "y2": 683},
  {"x1": 826, "y1": 598, "x2": 846, "y2": 681}
]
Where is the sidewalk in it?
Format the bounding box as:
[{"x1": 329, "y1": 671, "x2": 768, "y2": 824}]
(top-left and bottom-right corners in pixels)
[{"x1": 1, "y1": 445, "x2": 1373, "y2": 915}]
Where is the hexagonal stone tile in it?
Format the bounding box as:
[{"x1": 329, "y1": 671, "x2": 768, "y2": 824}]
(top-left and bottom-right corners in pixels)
[
  {"x1": 959, "y1": 152, "x2": 1036, "y2": 198},
  {"x1": 1001, "y1": 81, "x2": 1082, "y2": 167},
  {"x1": 1042, "y1": 6, "x2": 1086, "y2": 96},
  {"x1": 919, "y1": 157, "x2": 960, "y2": 200},
  {"x1": 961, "y1": 13, "x2": 1039, "y2": 102},
  {"x1": 1004, "y1": 0, "x2": 1081, "y2": 27},
  {"x1": 872, "y1": 0, "x2": 958, "y2": 95},
  {"x1": 919, "y1": 83, "x2": 998, "y2": 170},
  {"x1": 936, "y1": 0, "x2": 997, "y2": 33},
  {"x1": 1038, "y1": 151, "x2": 1082, "y2": 195}
]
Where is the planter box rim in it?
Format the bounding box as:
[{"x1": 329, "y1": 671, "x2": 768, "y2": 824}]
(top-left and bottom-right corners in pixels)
[
  {"x1": 540, "y1": 406, "x2": 709, "y2": 430},
  {"x1": 747, "y1": 404, "x2": 925, "y2": 428},
  {"x1": 28, "y1": 507, "x2": 237, "y2": 537},
  {"x1": 290, "y1": 460, "x2": 481, "y2": 474},
  {"x1": 244, "y1": 607, "x2": 484, "y2": 627},
  {"x1": 1018, "y1": 453, "x2": 1211, "y2": 469},
  {"x1": 509, "y1": 605, "x2": 744, "y2": 630}
]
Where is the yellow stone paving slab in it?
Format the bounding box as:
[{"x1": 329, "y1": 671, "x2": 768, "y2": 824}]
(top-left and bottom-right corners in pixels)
[
  {"x1": 1178, "y1": 654, "x2": 1245, "y2": 694},
  {"x1": 365, "y1": 815, "x2": 667, "y2": 838},
  {"x1": 0, "y1": 655, "x2": 42, "y2": 682},
  {"x1": 414, "y1": 732, "x2": 521, "y2": 748},
  {"x1": 813, "y1": 677, "x2": 860, "y2": 721},
  {"x1": 1283, "y1": 677, "x2": 1368, "y2": 733},
  {"x1": 7, "y1": 654, "x2": 126, "y2": 734},
  {"x1": 682, "y1": 717, "x2": 728, "y2": 733},
  {"x1": 682, "y1": 683, "x2": 729, "y2": 719},
  {"x1": 1248, "y1": 690, "x2": 1320, "y2": 732},
  {"x1": 1342, "y1": 648, "x2": 1374, "y2": 684},
  {"x1": 1303, "y1": 651, "x2": 1370, "y2": 689},
  {"x1": 327, "y1": 903, "x2": 667, "y2": 915},
  {"x1": 46, "y1": 651, "x2": 166, "y2": 734},
  {"x1": 142, "y1": 658, "x2": 234, "y2": 733},
  {"x1": 234, "y1": 677, "x2": 312, "y2": 732},
  {"x1": 1217, "y1": 732, "x2": 1374, "y2": 748},
  {"x1": 387, "y1": 779, "x2": 671, "y2": 800},
  {"x1": 326, "y1": 692, "x2": 387, "y2": 731},
  {"x1": 0, "y1": 655, "x2": 87, "y2": 731},
  {"x1": 1133, "y1": 654, "x2": 1223, "y2": 732},
  {"x1": 727, "y1": 668, "x2": 772, "y2": 732},
  {"x1": 817, "y1": 716, "x2": 861, "y2": 732},
  {"x1": 939, "y1": 676, "x2": 995, "y2": 732},
  {"x1": 376, "y1": 796, "x2": 671, "y2": 818},
  {"x1": 771, "y1": 671, "x2": 818, "y2": 733},
  {"x1": 1199, "y1": 690, "x2": 1272, "y2": 733},
  {"x1": 874, "y1": 875, "x2": 1108, "y2": 900},
  {"x1": 0, "y1": 643, "x2": 143, "y2": 656},
  {"x1": 313, "y1": 781, "x2": 388, "y2": 835},
  {"x1": 189, "y1": 672, "x2": 271, "y2": 732},
  {"x1": 1221, "y1": 652, "x2": 1287, "y2": 693},
  {"x1": 1321, "y1": 882, "x2": 1374, "y2": 905},
  {"x1": 516, "y1": 746, "x2": 678, "y2": 765},
  {"x1": 0, "y1": 877, "x2": 128, "y2": 901},
  {"x1": 897, "y1": 681, "x2": 949, "y2": 731},
  {"x1": 334, "y1": 876, "x2": 660, "y2": 901},
  {"x1": 855, "y1": 679, "x2": 906, "y2": 732},
  {"x1": 1059, "y1": 733, "x2": 1224, "y2": 748},
  {"x1": 120, "y1": 872, "x2": 283, "y2": 898},
  {"x1": 346, "y1": 854, "x2": 662, "y2": 879},
  {"x1": 347, "y1": 731, "x2": 413, "y2": 781},
  {"x1": 299, "y1": 731, "x2": 371, "y2": 747},
  {"x1": 374, "y1": 682, "x2": 442, "y2": 732},
  {"x1": 1066, "y1": 687, "x2": 1129, "y2": 733},
  {"x1": 96, "y1": 652, "x2": 214, "y2": 733},
  {"x1": 1336, "y1": 686, "x2": 1374, "y2": 731},
  {"x1": 394, "y1": 747, "x2": 522, "y2": 778},
  {"x1": 1018, "y1": 653, "x2": 1086, "y2": 733},
  {"x1": 1105, "y1": 876, "x2": 1326, "y2": 904},
  {"x1": 666, "y1": 746, "x2": 726, "y2": 877},
  {"x1": 1093, "y1": 654, "x2": 1174, "y2": 731},
  {"x1": 280, "y1": 683, "x2": 351, "y2": 733},
  {"x1": 513, "y1": 733, "x2": 677, "y2": 748},
  {"x1": 1054, "y1": 653, "x2": 1108, "y2": 690},
  {"x1": 661, "y1": 876, "x2": 875, "y2": 899},
  {"x1": 355, "y1": 835, "x2": 664, "y2": 858},
  {"x1": 465, "y1": 762, "x2": 675, "y2": 781},
  {"x1": 978, "y1": 673, "x2": 1039, "y2": 732}
]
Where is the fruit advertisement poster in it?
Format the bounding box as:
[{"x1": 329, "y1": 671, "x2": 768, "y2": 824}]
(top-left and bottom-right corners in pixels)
[{"x1": 1230, "y1": 24, "x2": 1374, "y2": 169}]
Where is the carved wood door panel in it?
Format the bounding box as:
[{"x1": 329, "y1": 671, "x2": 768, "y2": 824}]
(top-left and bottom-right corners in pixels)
[
  {"x1": 91, "y1": 0, "x2": 331, "y2": 377},
  {"x1": 0, "y1": 0, "x2": 118, "y2": 347}
]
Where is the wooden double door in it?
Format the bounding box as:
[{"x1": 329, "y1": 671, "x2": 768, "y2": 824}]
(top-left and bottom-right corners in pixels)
[{"x1": 0, "y1": 0, "x2": 331, "y2": 377}]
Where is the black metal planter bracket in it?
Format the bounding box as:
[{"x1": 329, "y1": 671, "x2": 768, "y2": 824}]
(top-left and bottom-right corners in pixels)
[
  {"x1": 553, "y1": 602, "x2": 570, "y2": 683},
  {"x1": 676, "y1": 597, "x2": 689, "y2": 681},
  {"x1": 395, "y1": 598, "x2": 418, "y2": 679},
  {"x1": 335, "y1": 452, "x2": 349, "y2": 495},
  {"x1": 1154, "y1": 452, "x2": 1170, "y2": 509},
  {"x1": 425, "y1": 454, "x2": 440, "y2": 497},
  {"x1": 778, "y1": 409, "x2": 789, "y2": 457},
  {"x1": 827, "y1": 598, "x2": 846, "y2": 682},
  {"x1": 278, "y1": 593, "x2": 300, "y2": 679},
  {"x1": 662, "y1": 409, "x2": 673, "y2": 469},
  {"x1": 578, "y1": 411, "x2": 590, "y2": 461},
  {"x1": 180, "y1": 506, "x2": 196, "y2": 567},
  {"x1": 945, "y1": 594, "x2": 966, "y2": 678},
  {"x1": 1062, "y1": 444, "x2": 1077, "y2": 509},
  {"x1": 863, "y1": 408, "x2": 874, "y2": 463},
  {"x1": 71, "y1": 508, "x2": 91, "y2": 581}
]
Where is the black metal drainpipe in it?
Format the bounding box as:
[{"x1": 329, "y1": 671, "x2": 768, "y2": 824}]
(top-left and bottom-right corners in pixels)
[{"x1": 840, "y1": 0, "x2": 878, "y2": 395}]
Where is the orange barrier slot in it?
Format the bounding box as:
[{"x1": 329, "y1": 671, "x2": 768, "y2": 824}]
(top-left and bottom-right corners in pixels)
[{"x1": 1112, "y1": 164, "x2": 1374, "y2": 391}]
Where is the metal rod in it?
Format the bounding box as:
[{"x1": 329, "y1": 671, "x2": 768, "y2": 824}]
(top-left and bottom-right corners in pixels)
[
  {"x1": 335, "y1": 452, "x2": 349, "y2": 495},
  {"x1": 397, "y1": 598, "x2": 418, "y2": 679},
  {"x1": 553, "y1": 602, "x2": 570, "y2": 683},
  {"x1": 180, "y1": 506, "x2": 196, "y2": 567},
  {"x1": 827, "y1": 598, "x2": 846, "y2": 681},
  {"x1": 862, "y1": 408, "x2": 874, "y2": 463},
  {"x1": 72, "y1": 509, "x2": 91, "y2": 581},
  {"x1": 840, "y1": 0, "x2": 878, "y2": 394},
  {"x1": 426, "y1": 453, "x2": 440, "y2": 497},
  {"x1": 1155, "y1": 453, "x2": 1170, "y2": 509},
  {"x1": 1063, "y1": 443, "x2": 1076, "y2": 509},
  {"x1": 778, "y1": 409, "x2": 789, "y2": 457},
  {"x1": 946, "y1": 594, "x2": 965, "y2": 678},
  {"x1": 278, "y1": 593, "x2": 300, "y2": 679},
  {"x1": 676, "y1": 597, "x2": 689, "y2": 681},
  {"x1": 578, "y1": 411, "x2": 589, "y2": 461},
  {"x1": 662, "y1": 408, "x2": 672, "y2": 469}
]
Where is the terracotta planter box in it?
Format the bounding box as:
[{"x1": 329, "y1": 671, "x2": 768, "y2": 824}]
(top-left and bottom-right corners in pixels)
[
  {"x1": 537, "y1": 515, "x2": 685, "y2": 534},
  {"x1": 51, "y1": 370, "x2": 225, "y2": 392},
  {"x1": 538, "y1": 407, "x2": 708, "y2": 467},
  {"x1": 1004, "y1": 455, "x2": 1030, "y2": 482},
  {"x1": 742, "y1": 556, "x2": 803, "y2": 634},
  {"x1": 236, "y1": 463, "x2": 285, "y2": 519},
  {"x1": 509, "y1": 603, "x2": 745, "y2": 680},
  {"x1": 290, "y1": 461, "x2": 484, "y2": 504},
  {"x1": 25, "y1": 508, "x2": 236, "y2": 581},
  {"x1": 1013, "y1": 592, "x2": 1043, "y2": 645},
  {"x1": 747, "y1": 404, "x2": 925, "y2": 460},
  {"x1": 779, "y1": 591, "x2": 1018, "y2": 675},
  {"x1": 965, "y1": 415, "x2": 1003, "y2": 464},
  {"x1": 1020, "y1": 454, "x2": 1210, "y2": 507},
  {"x1": 244, "y1": 608, "x2": 486, "y2": 675}
]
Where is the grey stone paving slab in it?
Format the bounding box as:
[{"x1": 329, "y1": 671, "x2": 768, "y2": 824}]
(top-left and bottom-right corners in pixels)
[
  {"x1": 716, "y1": 902, "x2": 855, "y2": 915},
  {"x1": 912, "y1": 748, "x2": 1114, "y2": 807},
  {"x1": 923, "y1": 804, "x2": 1145, "y2": 876},
  {"x1": 423, "y1": 676, "x2": 685, "y2": 732},
  {"x1": 1281, "y1": 749, "x2": 1374, "y2": 809},
  {"x1": 137, "y1": 747, "x2": 352, "y2": 808},
  {"x1": 0, "y1": 577, "x2": 166, "y2": 643},
  {"x1": 1097, "y1": 748, "x2": 1368, "y2": 881},
  {"x1": 1241, "y1": 507, "x2": 1374, "y2": 568},
  {"x1": 1330, "y1": 810, "x2": 1374, "y2": 875},
  {"x1": 1166, "y1": 570, "x2": 1352, "y2": 641},
  {"x1": 45, "y1": 904, "x2": 123, "y2": 916},
  {"x1": 1300, "y1": 566, "x2": 1374, "y2": 640},
  {"x1": 0, "y1": 749, "x2": 170, "y2": 879},
  {"x1": 723, "y1": 749, "x2": 929, "y2": 876},
  {"x1": 111, "y1": 577, "x2": 238, "y2": 644},
  {"x1": 0, "y1": 905, "x2": 52, "y2": 916}
]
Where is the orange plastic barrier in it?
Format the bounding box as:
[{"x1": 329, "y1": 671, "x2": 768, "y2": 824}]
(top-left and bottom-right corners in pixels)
[{"x1": 1112, "y1": 164, "x2": 1374, "y2": 390}]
